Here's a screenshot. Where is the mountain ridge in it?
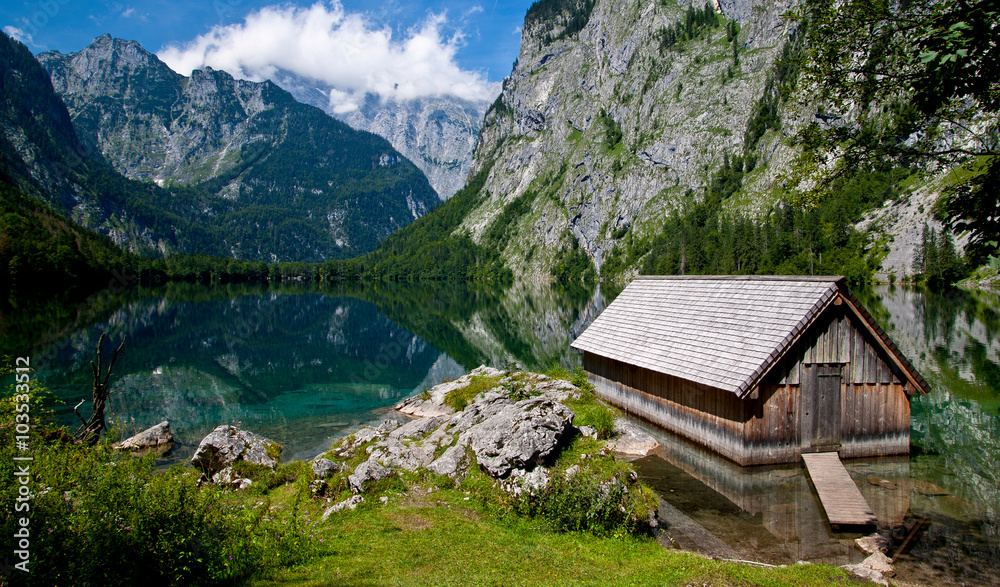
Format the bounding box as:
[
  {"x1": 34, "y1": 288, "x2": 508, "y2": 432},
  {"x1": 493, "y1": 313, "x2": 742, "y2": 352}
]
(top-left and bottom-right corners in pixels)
[{"x1": 35, "y1": 34, "x2": 441, "y2": 262}]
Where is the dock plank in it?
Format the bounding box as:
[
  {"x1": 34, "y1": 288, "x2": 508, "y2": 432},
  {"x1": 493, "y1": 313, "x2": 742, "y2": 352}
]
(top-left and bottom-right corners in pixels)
[{"x1": 802, "y1": 452, "x2": 876, "y2": 526}]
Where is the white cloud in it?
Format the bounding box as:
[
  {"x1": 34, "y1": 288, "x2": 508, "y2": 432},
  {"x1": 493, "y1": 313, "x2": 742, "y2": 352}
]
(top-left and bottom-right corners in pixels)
[
  {"x1": 4, "y1": 26, "x2": 34, "y2": 46},
  {"x1": 158, "y1": 1, "x2": 498, "y2": 112},
  {"x1": 122, "y1": 7, "x2": 135, "y2": 18}
]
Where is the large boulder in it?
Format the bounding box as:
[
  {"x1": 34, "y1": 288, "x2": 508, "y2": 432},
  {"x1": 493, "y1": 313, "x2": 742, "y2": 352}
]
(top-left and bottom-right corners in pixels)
[
  {"x1": 459, "y1": 397, "x2": 574, "y2": 478},
  {"x1": 348, "y1": 458, "x2": 392, "y2": 493},
  {"x1": 191, "y1": 425, "x2": 281, "y2": 477},
  {"x1": 112, "y1": 421, "x2": 173, "y2": 452},
  {"x1": 311, "y1": 458, "x2": 340, "y2": 479},
  {"x1": 427, "y1": 444, "x2": 469, "y2": 477}
]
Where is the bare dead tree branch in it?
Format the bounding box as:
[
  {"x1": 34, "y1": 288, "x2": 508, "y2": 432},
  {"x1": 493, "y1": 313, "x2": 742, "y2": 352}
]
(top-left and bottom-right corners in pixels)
[{"x1": 75, "y1": 332, "x2": 126, "y2": 442}]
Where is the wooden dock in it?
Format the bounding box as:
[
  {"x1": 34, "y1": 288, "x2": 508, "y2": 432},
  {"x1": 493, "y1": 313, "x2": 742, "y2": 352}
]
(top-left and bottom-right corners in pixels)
[{"x1": 802, "y1": 452, "x2": 877, "y2": 526}]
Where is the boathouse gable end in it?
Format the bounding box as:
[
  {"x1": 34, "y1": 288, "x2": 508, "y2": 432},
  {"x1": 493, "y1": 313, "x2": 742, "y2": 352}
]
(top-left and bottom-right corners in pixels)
[{"x1": 571, "y1": 276, "x2": 929, "y2": 465}]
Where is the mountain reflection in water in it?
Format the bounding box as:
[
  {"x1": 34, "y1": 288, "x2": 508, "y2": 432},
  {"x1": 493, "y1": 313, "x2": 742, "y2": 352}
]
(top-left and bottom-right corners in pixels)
[{"x1": 6, "y1": 281, "x2": 997, "y2": 585}]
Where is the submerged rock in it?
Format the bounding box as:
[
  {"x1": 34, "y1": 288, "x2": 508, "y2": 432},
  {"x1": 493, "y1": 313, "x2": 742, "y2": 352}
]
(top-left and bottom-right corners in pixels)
[
  {"x1": 606, "y1": 419, "x2": 660, "y2": 457},
  {"x1": 112, "y1": 421, "x2": 173, "y2": 452},
  {"x1": 191, "y1": 425, "x2": 280, "y2": 477}
]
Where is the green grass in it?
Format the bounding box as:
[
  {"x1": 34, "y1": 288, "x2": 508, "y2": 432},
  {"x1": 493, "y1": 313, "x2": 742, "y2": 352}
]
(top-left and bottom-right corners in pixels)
[
  {"x1": 443, "y1": 375, "x2": 502, "y2": 411},
  {"x1": 250, "y1": 483, "x2": 852, "y2": 587}
]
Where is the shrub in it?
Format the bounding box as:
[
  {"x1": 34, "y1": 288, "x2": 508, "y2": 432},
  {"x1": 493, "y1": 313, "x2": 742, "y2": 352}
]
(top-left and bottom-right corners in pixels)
[{"x1": 0, "y1": 438, "x2": 311, "y2": 586}]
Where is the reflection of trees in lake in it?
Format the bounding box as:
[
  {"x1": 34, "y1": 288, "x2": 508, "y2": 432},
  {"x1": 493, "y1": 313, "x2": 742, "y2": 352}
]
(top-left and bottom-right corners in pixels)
[{"x1": 869, "y1": 285, "x2": 1000, "y2": 563}]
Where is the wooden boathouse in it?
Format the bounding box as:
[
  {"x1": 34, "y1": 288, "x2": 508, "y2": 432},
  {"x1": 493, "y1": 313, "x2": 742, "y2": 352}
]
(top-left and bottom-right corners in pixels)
[{"x1": 571, "y1": 276, "x2": 930, "y2": 466}]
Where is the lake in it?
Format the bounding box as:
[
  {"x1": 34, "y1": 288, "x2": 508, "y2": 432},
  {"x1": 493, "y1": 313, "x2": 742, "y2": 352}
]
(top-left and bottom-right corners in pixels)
[{"x1": 4, "y1": 281, "x2": 998, "y2": 585}]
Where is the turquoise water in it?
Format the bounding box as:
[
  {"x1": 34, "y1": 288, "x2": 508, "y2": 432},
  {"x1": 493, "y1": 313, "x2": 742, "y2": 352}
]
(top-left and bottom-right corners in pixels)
[{"x1": 4, "y1": 281, "x2": 998, "y2": 583}]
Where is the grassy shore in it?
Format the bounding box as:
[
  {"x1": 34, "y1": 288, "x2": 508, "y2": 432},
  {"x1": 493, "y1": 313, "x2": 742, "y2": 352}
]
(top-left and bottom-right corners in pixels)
[
  {"x1": 3, "y1": 366, "x2": 858, "y2": 586},
  {"x1": 251, "y1": 483, "x2": 853, "y2": 587}
]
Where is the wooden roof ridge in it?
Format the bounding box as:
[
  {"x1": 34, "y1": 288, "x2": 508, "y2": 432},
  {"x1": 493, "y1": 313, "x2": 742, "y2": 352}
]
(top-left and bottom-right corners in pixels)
[
  {"x1": 741, "y1": 280, "x2": 931, "y2": 396},
  {"x1": 836, "y1": 286, "x2": 932, "y2": 395},
  {"x1": 734, "y1": 279, "x2": 841, "y2": 398},
  {"x1": 633, "y1": 275, "x2": 846, "y2": 282},
  {"x1": 572, "y1": 275, "x2": 931, "y2": 398}
]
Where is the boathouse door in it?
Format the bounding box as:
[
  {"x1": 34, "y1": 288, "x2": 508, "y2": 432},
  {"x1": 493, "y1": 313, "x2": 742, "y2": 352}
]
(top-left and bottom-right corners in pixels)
[{"x1": 801, "y1": 363, "x2": 842, "y2": 451}]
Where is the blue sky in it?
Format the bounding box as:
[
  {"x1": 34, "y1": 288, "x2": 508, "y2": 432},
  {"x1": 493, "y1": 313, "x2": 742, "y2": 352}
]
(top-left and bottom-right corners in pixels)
[{"x1": 2, "y1": 0, "x2": 534, "y2": 100}]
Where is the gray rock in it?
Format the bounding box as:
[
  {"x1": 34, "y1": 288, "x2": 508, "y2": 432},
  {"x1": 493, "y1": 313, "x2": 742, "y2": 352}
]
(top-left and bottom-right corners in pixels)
[
  {"x1": 311, "y1": 458, "x2": 340, "y2": 479},
  {"x1": 112, "y1": 421, "x2": 173, "y2": 451},
  {"x1": 501, "y1": 467, "x2": 550, "y2": 497},
  {"x1": 860, "y1": 552, "x2": 895, "y2": 577},
  {"x1": 396, "y1": 396, "x2": 454, "y2": 418},
  {"x1": 424, "y1": 423, "x2": 454, "y2": 448},
  {"x1": 856, "y1": 534, "x2": 890, "y2": 555},
  {"x1": 841, "y1": 564, "x2": 889, "y2": 586},
  {"x1": 448, "y1": 392, "x2": 513, "y2": 434},
  {"x1": 529, "y1": 376, "x2": 581, "y2": 402},
  {"x1": 459, "y1": 397, "x2": 574, "y2": 478},
  {"x1": 389, "y1": 416, "x2": 447, "y2": 441},
  {"x1": 212, "y1": 466, "x2": 253, "y2": 489},
  {"x1": 370, "y1": 438, "x2": 436, "y2": 472},
  {"x1": 191, "y1": 425, "x2": 280, "y2": 477},
  {"x1": 427, "y1": 444, "x2": 469, "y2": 477},
  {"x1": 376, "y1": 419, "x2": 402, "y2": 435},
  {"x1": 348, "y1": 427, "x2": 381, "y2": 448},
  {"x1": 578, "y1": 425, "x2": 599, "y2": 440},
  {"x1": 348, "y1": 458, "x2": 392, "y2": 493},
  {"x1": 606, "y1": 419, "x2": 660, "y2": 457},
  {"x1": 322, "y1": 495, "x2": 364, "y2": 520}
]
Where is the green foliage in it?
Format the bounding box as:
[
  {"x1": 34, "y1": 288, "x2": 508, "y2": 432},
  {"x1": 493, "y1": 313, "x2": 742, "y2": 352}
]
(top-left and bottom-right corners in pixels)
[
  {"x1": 526, "y1": 0, "x2": 597, "y2": 45},
  {"x1": 362, "y1": 165, "x2": 511, "y2": 282},
  {"x1": 638, "y1": 166, "x2": 909, "y2": 283},
  {"x1": 656, "y1": 3, "x2": 721, "y2": 52},
  {"x1": 0, "y1": 180, "x2": 131, "y2": 295},
  {"x1": 799, "y1": 0, "x2": 998, "y2": 254},
  {"x1": 0, "y1": 442, "x2": 310, "y2": 586},
  {"x1": 936, "y1": 156, "x2": 1000, "y2": 265},
  {"x1": 743, "y1": 23, "x2": 806, "y2": 155},
  {"x1": 597, "y1": 109, "x2": 623, "y2": 149},
  {"x1": 508, "y1": 437, "x2": 654, "y2": 536},
  {"x1": 482, "y1": 191, "x2": 536, "y2": 251},
  {"x1": 444, "y1": 375, "x2": 502, "y2": 411},
  {"x1": 912, "y1": 223, "x2": 967, "y2": 286},
  {"x1": 551, "y1": 234, "x2": 597, "y2": 285}
]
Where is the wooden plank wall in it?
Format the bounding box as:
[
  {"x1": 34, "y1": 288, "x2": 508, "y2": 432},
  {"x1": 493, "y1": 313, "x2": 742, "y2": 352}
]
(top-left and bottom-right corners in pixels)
[
  {"x1": 763, "y1": 307, "x2": 911, "y2": 459},
  {"x1": 584, "y1": 305, "x2": 913, "y2": 465},
  {"x1": 584, "y1": 352, "x2": 754, "y2": 465}
]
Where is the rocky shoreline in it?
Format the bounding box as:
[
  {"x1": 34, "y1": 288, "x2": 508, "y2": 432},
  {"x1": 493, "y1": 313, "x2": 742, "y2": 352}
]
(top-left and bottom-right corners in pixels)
[{"x1": 115, "y1": 366, "x2": 898, "y2": 584}]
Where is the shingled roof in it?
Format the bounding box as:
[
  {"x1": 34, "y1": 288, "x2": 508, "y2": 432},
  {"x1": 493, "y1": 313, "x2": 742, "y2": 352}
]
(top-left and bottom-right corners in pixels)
[{"x1": 571, "y1": 276, "x2": 927, "y2": 398}]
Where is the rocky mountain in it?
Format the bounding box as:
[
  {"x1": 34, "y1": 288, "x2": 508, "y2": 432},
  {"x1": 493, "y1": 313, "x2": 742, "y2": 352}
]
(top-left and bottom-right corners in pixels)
[
  {"x1": 454, "y1": 0, "x2": 799, "y2": 279},
  {"x1": 415, "y1": 0, "x2": 985, "y2": 283},
  {"x1": 272, "y1": 72, "x2": 490, "y2": 201},
  {"x1": 36, "y1": 34, "x2": 440, "y2": 261},
  {"x1": 1, "y1": 30, "x2": 199, "y2": 265}
]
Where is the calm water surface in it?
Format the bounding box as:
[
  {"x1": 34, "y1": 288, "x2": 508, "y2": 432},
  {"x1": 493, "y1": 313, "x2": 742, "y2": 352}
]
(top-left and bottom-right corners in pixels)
[{"x1": 5, "y1": 282, "x2": 998, "y2": 584}]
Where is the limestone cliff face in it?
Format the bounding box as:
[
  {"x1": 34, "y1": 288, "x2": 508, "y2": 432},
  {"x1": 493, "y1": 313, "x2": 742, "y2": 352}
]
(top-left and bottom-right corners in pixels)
[
  {"x1": 40, "y1": 35, "x2": 276, "y2": 186},
  {"x1": 463, "y1": 0, "x2": 797, "y2": 280}
]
